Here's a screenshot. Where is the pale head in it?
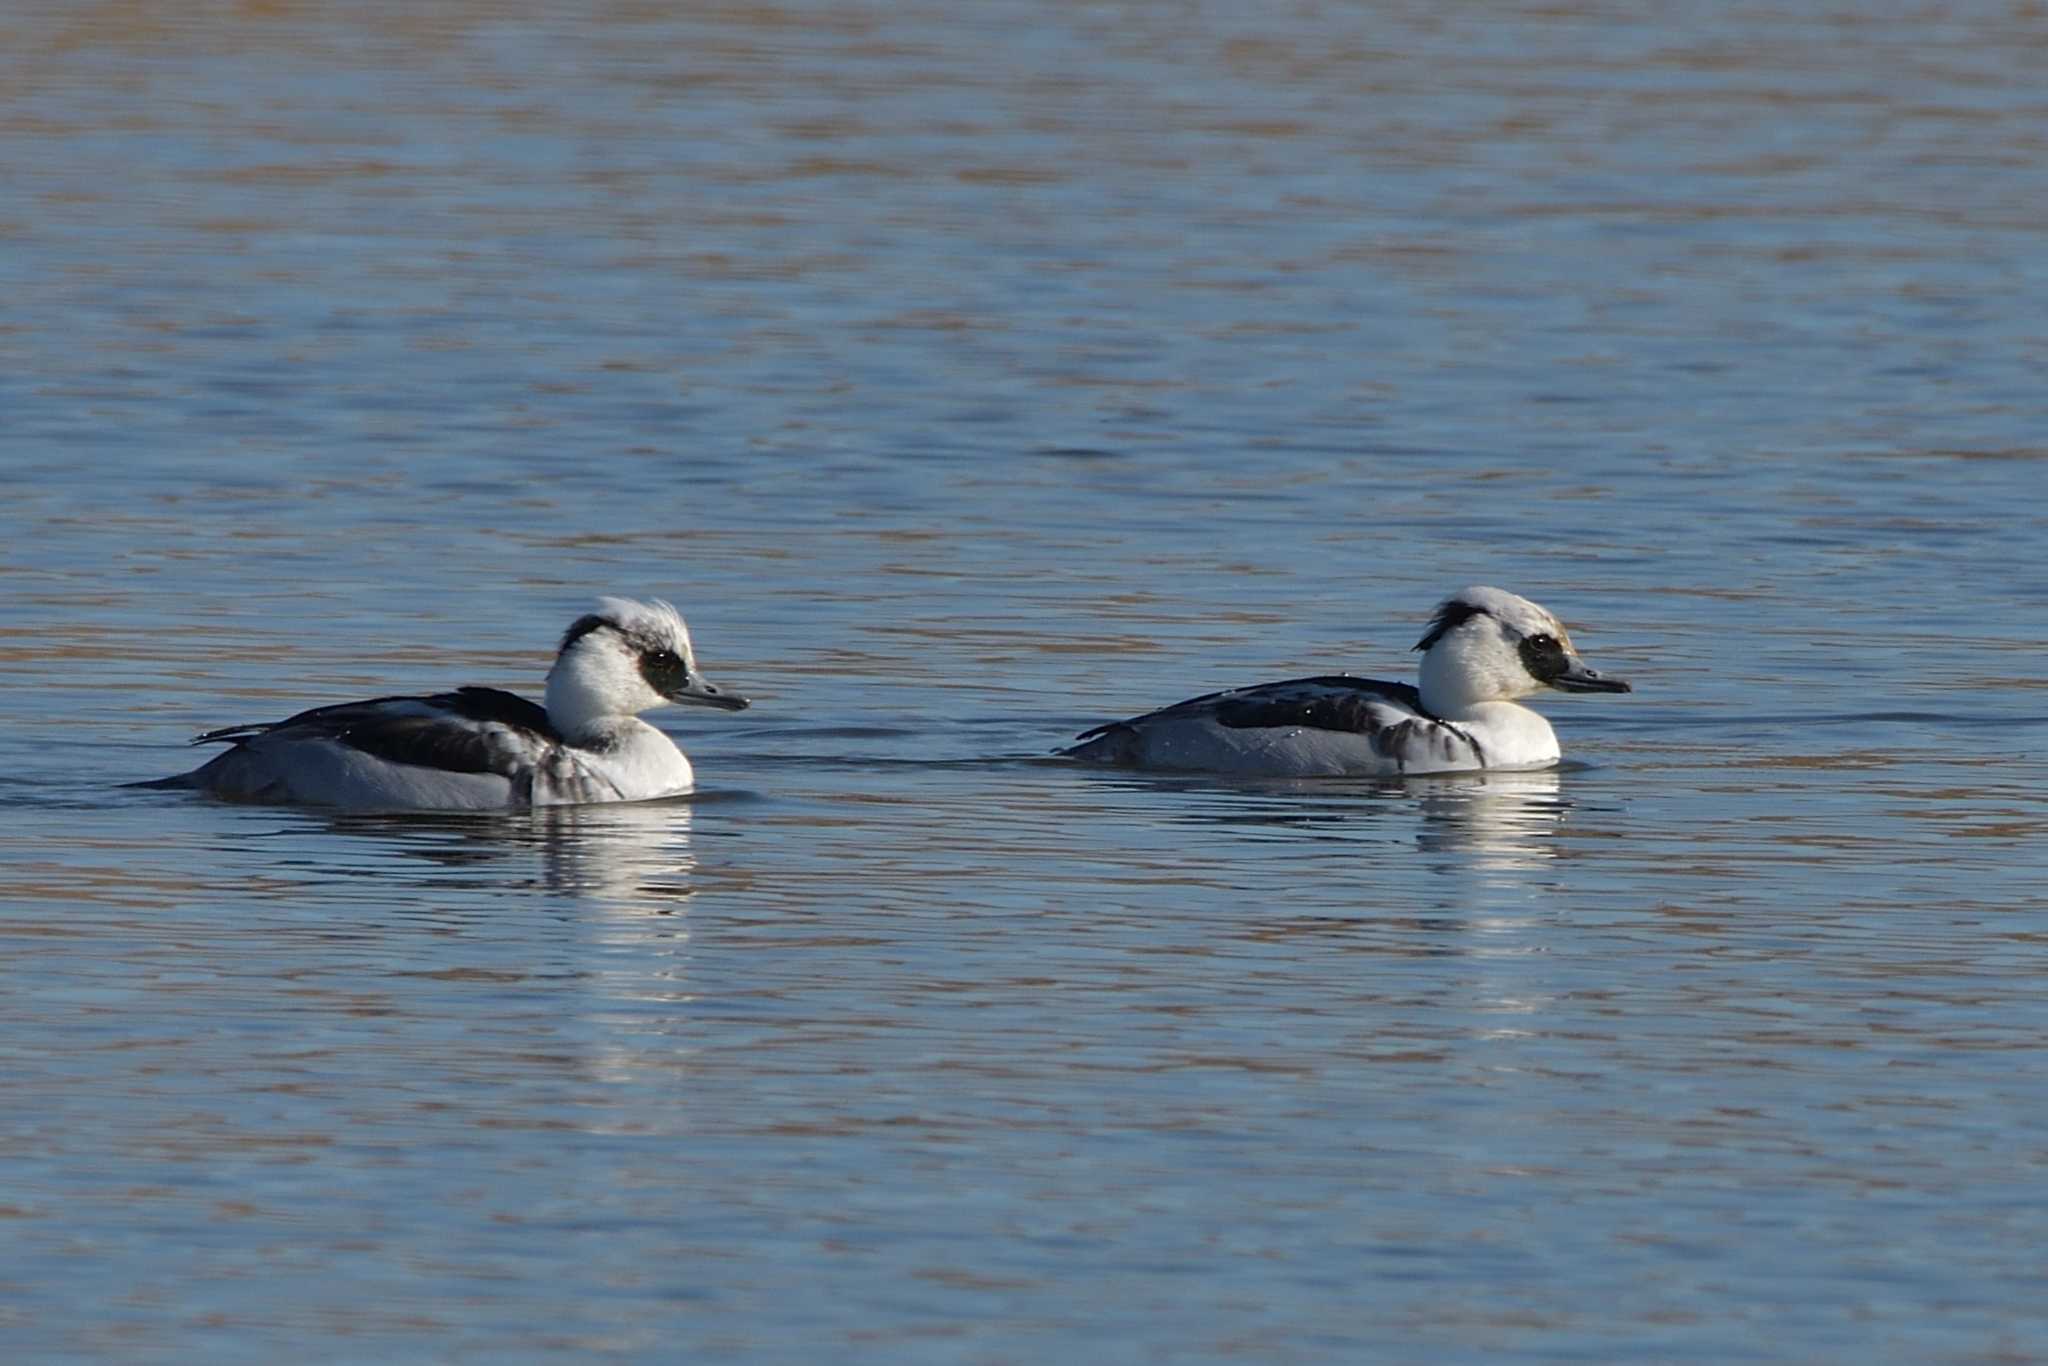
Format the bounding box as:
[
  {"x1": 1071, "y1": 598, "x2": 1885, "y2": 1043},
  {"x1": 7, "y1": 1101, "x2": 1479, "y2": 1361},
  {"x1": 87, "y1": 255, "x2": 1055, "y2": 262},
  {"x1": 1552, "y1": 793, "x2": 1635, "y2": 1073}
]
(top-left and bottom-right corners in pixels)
[
  {"x1": 1413, "y1": 586, "x2": 1629, "y2": 716},
  {"x1": 544, "y1": 596, "x2": 748, "y2": 742}
]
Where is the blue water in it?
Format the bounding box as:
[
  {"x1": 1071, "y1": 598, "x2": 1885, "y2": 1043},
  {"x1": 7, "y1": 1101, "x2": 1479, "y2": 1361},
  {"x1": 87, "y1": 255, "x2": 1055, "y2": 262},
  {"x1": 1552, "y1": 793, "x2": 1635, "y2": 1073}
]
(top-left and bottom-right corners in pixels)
[{"x1": 4, "y1": 4, "x2": 2047, "y2": 1360}]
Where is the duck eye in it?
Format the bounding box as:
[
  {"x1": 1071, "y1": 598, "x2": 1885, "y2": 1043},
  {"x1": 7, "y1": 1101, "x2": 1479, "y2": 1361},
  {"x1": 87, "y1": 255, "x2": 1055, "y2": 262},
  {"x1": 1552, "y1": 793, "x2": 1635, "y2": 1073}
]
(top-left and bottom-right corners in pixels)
[
  {"x1": 1515, "y1": 631, "x2": 1571, "y2": 683},
  {"x1": 637, "y1": 647, "x2": 691, "y2": 695}
]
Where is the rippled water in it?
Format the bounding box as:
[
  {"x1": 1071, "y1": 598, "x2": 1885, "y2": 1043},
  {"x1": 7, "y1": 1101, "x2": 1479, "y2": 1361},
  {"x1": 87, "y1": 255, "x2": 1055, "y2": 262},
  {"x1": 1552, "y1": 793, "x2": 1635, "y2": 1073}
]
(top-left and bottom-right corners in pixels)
[{"x1": 5, "y1": 3, "x2": 2047, "y2": 1360}]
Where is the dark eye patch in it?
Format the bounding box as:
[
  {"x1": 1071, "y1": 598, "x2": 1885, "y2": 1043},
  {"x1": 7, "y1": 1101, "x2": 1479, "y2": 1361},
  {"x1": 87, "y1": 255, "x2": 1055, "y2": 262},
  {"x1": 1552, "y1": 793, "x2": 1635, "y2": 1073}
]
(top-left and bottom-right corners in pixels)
[
  {"x1": 1517, "y1": 632, "x2": 1569, "y2": 683},
  {"x1": 637, "y1": 647, "x2": 691, "y2": 696}
]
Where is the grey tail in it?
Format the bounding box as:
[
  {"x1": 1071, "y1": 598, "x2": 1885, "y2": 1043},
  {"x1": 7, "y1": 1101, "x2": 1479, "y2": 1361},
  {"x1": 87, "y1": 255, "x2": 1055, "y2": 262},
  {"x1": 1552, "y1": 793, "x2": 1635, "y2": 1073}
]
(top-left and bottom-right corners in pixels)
[
  {"x1": 123, "y1": 773, "x2": 199, "y2": 790},
  {"x1": 1059, "y1": 724, "x2": 1140, "y2": 766}
]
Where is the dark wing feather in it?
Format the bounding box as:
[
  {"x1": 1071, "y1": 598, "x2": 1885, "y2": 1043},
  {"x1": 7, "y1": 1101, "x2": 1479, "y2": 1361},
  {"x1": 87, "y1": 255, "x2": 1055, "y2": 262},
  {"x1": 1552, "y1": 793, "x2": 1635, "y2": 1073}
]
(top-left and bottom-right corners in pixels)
[
  {"x1": 442, "y1": 686, "x2": 558, "y2": 738},
  {"x1": 1070, "y1": 675, "x2": 1483, "y2": 770},
  {"x1": 1076, "y1": 675, "x2": 1425, "y2": 740},
  {"x1": 1069, "y1": 683, "x2": 1231, "y2": 743},
  {"x1": 1205, "y1": 676, "x2": 1482, "y2": 768},
  {"x1": 193, "y1": 688, "x2": 559, "y2": 779},
  {"x1": 1211, "y1": 676, "x2": 1424, "y2": 732}
]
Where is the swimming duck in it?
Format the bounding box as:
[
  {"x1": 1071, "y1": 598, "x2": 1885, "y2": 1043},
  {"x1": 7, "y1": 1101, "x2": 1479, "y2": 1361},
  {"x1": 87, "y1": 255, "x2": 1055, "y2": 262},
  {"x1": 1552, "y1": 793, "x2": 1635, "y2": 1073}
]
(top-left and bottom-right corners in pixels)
[
  {"x1": 1063, "y1": 586, "x2": 1629, "y2": 777},
  {"x1": 140, "y1": 597, "x2": 748, "y2": 809}
]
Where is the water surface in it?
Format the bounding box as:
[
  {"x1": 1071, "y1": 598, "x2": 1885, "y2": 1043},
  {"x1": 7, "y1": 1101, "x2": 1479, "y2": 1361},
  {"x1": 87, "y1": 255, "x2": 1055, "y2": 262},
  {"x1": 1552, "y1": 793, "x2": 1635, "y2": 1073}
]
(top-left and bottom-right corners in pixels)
[{"x1": 4, "y1": 3, "x2": 2047, "y2": 1360}]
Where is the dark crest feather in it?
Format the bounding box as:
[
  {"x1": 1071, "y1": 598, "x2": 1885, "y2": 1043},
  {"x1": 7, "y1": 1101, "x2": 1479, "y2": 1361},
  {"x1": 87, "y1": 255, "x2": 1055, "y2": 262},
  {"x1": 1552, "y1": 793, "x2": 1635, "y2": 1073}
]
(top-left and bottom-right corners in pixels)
[
  {"x1": 559, "y1": 614, "x2": 615, "y2": 653},
  {"x1": 1412, "y1": 598, "x2": 1491, "y2": 653}
]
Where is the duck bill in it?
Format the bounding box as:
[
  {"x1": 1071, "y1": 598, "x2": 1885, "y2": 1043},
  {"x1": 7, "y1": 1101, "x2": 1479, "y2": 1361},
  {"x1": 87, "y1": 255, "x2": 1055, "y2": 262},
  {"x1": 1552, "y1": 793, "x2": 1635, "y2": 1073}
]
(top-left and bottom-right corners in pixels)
[
  {"x1": 670, "y1": 677, "x2": 751, "y2": 711},
  {"x1": 1550, "y1": 657, "x2": 1631, "y2": 694}
]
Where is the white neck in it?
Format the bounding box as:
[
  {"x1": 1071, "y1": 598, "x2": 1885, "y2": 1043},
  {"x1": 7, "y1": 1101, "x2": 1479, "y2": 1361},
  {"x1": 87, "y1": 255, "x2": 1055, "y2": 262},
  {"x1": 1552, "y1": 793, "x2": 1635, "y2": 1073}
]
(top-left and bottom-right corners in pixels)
[
  {"x1": 1415, "y1": 632, "x2": 1561, "y2": 770},
  {"x1": 1418, "y1": 639, "x2": 1530, "y2": 717},
  {"x1": 545, "y1": 663, "x2": 635, "y2": 745},
  {"x1": 544, "y1": 655, "x2": 655, "y2": 749}
]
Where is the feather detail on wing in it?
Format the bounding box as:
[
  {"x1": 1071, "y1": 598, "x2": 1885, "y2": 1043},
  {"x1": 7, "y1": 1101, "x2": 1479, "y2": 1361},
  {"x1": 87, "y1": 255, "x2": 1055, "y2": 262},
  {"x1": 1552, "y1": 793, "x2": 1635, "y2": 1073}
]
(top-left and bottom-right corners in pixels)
[
  {"x1": 192, "y1": 687, "x2": 561, "y2": 779},
  {"x1": 1074, "y1": 675, "x2": 1420, "y2": 738},
  {"x1": 1067, "y1": 675, "x2": 1485, "y2": 772}
]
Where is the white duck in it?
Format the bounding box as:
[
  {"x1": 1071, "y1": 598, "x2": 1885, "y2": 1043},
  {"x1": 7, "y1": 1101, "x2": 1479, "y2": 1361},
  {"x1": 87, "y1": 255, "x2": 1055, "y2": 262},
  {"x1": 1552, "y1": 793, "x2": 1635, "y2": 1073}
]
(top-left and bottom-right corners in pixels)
[
  {"x1": 140, "y1": 597, "x2": 748, "y2": 809},
  {"x1": 1063, "y1": 586, "x2": 1630, "y2": 777}
]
